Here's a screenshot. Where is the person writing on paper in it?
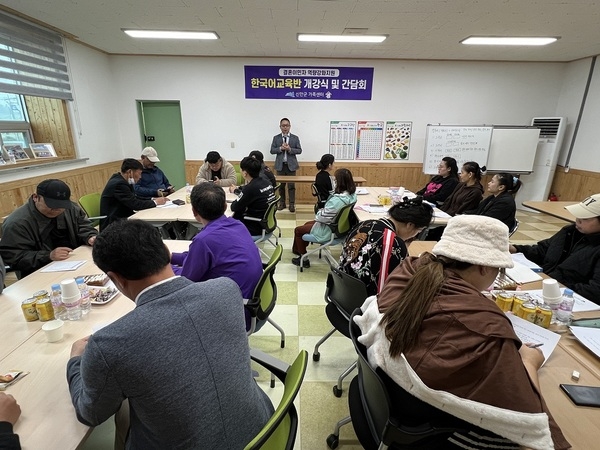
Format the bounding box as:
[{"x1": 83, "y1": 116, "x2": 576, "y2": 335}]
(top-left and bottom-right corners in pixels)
[
  {"x1": 467, "y1": 172, "x2": 522, "y2": 231},
  {"x1": 356, "y1": 215, "x2": 570, "y2": 449},
  {"x1": 415, "y1": 156, "x2": 459, "y2": 206},
  {"x1": 100, "y1": 158, "x2": 167, "y2": 231},
  {"x1": 292, "y1": 168, "x2": 357, "y2": 268},
  {"x1": 510, "y1": 193, "x2": 600, "y2": 303},
  {"x1": 134, "y1": 147, "x2": 174, "y2": 199},
  {"x1": 0, "y1": 392, "x2": 21, "y2": 449},
  {"x1": 171, "y1": 183, "x2": 262, "y2": 329},
  {"x1": 339, "y1": 196, "x2": 433, "y2": 296},
  {"x1": 67, "y1": 220, "x2": 273, "y2": 450},
  {"x1": 314, "y1": 154, "x2": 335, "y2": 210},
  {"x1": 195, "y1": 151, "x2": 237, "y2": 186},
  {"x1": 0, "y1": 179, "x2": 97, "y2": 278}
]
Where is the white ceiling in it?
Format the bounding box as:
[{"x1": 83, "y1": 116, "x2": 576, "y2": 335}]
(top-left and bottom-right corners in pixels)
[{"x1": 3, "y1": 0, "x2": 600, "y2": 62}]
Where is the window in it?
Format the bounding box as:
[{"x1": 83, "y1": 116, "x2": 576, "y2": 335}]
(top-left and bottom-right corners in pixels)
[{"x1": 0, "y1": 92, "x2": 33, "y2": 149}]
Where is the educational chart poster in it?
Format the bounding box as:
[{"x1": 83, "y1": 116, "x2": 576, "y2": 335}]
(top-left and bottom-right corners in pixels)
[
  {"x1": 244, "y1": 66, "x2": 374, "y2": 100},
  {"x1": 356, "y1": 121, "x2": 384, "y2": 160},
  {"x1": 329, "y1": 121, "x2": 357, "y2": 160},
  {"x1": 384, "y1": 121, "x2": 412, "y2": 160}
]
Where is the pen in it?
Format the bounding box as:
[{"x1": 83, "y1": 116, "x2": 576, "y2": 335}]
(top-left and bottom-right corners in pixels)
[{"x1": 528, "y1": 343, "x2": 544, "y2": 349}]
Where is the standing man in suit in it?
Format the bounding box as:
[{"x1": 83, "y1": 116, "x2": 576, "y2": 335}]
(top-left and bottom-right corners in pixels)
[{"x1": 270, "y1": 117, "x2": 302, "y2": 213}]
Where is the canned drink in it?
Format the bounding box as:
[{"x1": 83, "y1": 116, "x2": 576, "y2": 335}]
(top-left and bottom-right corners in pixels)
[
  {"x1": 511, "y1": 295, "x2": 528, "y2": 315},
  {"x1": 495, "y1": 292, "x2": 514, "y2": 312},
  {"x1": 535, "y1": 305, "x2": 552, "y2": 329},
  {"x1": 519, "y1": 302, "x2": 537, "y2": 323},
  {"x1": 35, "y1": 298, "x2": 55, "y2": 322},
  {"x1": 33, "y1": 290, "x2": 49, "y2": 301},
  {"x1": 21, "y1": 298, "x2": 39, "y2": 322}
]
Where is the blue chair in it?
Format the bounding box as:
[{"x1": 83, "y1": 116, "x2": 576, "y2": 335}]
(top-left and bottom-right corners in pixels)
[{"x1": 299, "y1": 202, "x2": 356, "y2": 272}]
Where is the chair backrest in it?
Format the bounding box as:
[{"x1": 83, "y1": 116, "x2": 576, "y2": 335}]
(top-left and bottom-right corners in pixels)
[
  {"x1": 349, "y1": 309, "x2": 472, "y2": 449},
  {"x1": 244, "y1": 350, "x2": 308, "y2": 450},
  {"x1": 260, "y1": 197, "x2": 280, "y2": 234},
  {"x1": 329, "y1": 202, "x2": 357, "y2": 238},
  {"x1": 254, "y1": 244, "x2": 283, "y2": 320},
  {"x1": 325, "y1": 266, "x2": 369, "y2": 319},
  {"x1": 79, "y1": 193, "x2": 102, "y2": 225},
  {"x1": 233, "y1": 164, "x2": 244, "y2": 186},
  {"x1": 509, "y1": 218, "x2": 519, "y2": 236},
  {"x1": 311, "y1": 183, "x2": 319, "y2": 198}
]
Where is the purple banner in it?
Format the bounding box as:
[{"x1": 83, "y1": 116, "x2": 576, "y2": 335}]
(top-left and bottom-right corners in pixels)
[{"x1": 244, "y1": 65, "x2": 374, "y2": 100}]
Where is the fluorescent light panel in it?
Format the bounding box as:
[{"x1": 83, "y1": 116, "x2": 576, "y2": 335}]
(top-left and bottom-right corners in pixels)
[
  {"x1": 123, "y1": 30, "x2": 219, "y2": 40},
  {"x1": 298, "y1": 34, "x2": 386, "y2": 43},
  {"x1": 461, "y1": 36, "x2": 557, "y2": 46}
]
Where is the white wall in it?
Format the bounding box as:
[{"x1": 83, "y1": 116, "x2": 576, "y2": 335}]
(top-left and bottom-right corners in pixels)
[{"x1": 109, "y1": 56, "x2": 566, "y2": 165}]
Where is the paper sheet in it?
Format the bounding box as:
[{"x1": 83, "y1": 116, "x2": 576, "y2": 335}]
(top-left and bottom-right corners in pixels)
[
  {"x1": 40, "y1": 260, "x2": 86, "y2": 272},
  {"x1": 507, "y1": 313, "x2": 561, "y2": 364},
  {"x1": 511, "y1": 253, "x2": 542, "y2": 272},
  {"x1": 156, "y1": 201, "x2": 179, "y2": 208},
  {"x1": 360, "y1": 204, "x2": 389, "y2": 214},
  {"x1": 433, "y1": 208, "x2": 451, "y2": 219},
  {"x1": 355, "y1": 188, "x2": 369, "y2": 195},
  {"x1": 569, "y1": 326, "x2": 600, "y2": 359},
  {"x1": 505, "y1": 261, "x2": 543, "y2": 284}
]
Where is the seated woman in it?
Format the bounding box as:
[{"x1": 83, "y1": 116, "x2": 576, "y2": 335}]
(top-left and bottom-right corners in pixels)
[
  {"x1": 292, "y1": 168, "x2": 356, "y2": 268},
  {"x1": 426, "y1": 161, "x2": 485, "y2": 240},
  {"x1": 314, "y1": 154, "x2": 335, "y2": 210},
  {"x1": 354, "y1": 215, "x2": 569, "y2": 450},
  {"x1": 415, "y1": 156, "x2": 459, "y2": 206},
  {"x1": 467, "y1": 172, "x2": 522, "y2": 231},
  {"x1": 339, "y1": 197, "x2": 433, "y2": 296}
]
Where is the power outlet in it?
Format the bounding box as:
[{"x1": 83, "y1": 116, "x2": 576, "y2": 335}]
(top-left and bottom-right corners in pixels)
[{"x1": 230, "y1": 141, "x2": 235, "y2": 148}]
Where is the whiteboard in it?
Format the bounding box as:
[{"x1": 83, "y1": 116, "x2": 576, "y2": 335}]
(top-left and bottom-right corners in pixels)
[
  {"x1": 487, "y1": 127, "x2": 540, "y2": 172},
  {"x1": 423, "y1": 125, "x2": 492, "y2": 174}
]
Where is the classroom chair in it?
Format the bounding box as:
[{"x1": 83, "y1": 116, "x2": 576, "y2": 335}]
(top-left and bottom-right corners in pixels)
[
  {"x1": 78, "y1": 193, "x2": 106, "y2": 228},
  {"x1": 245, "y1": 197, "x2": 280, "y2": 259}
]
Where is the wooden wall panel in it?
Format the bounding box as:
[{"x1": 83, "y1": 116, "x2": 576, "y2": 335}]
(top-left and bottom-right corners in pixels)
[
  {"x1": 24, "y1": 96, "x2": 75, "y2": 159},
  {"x1": 0, "y1": 162, "x2": 120, "y2": 220},
  {"x1": 549, "y1": 166, "x2": 600, "y2": 201}
]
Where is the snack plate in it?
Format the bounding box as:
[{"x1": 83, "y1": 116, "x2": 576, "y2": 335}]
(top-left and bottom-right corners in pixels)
[{"x1": 90, "y1": 280, "x2": 120, "y2": 305}]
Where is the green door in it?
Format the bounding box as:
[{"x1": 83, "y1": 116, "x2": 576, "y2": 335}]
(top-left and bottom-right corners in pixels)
[{"x1": 137, "y1": 101, "x2": 186, "y2": 189}]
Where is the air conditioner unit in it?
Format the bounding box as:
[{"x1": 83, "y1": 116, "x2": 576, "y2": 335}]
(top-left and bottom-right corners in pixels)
[{"x1": 516, "y1": 117, "x2": 567, "y2": 207}]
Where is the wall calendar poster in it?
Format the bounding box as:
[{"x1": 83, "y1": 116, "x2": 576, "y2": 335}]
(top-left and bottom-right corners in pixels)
[
  {"x1": 329, "y1": 121, "x2": 357, "y2": 160},
  {"x1": 356, "y1": 121, "x2": 384, "y2": 160},
  {"x1": 384, "y1": 121, "x2": 412, "y2": 160}
]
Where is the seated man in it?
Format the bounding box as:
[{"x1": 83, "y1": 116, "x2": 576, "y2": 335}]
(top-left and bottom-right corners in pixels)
[
  {"x1": 195, "y1": 151, "x2": 237, "y2": 186},
  {"x1": 511, "y1": 193, "x2": 600, "y2": 302},
  {"x1": 0, "y1": 179, "x2": 97, "y2": 278},
  {"x1": 100, "y1": 158, "x2": 166, "y2": 231},
  {"x1": 0, "y1": 392, "x2": 21, "y2": 450},
  {"x1": 230, "y1": 156, "x2": 275, "y2": 236},
  {"x1": 67, "y1": 220, "x2": 274, "y2": 449},
  {"x1": 134, "y1": 147, "x2": 175, "y2": 199},
  {"x1": 171, "y1": 182, "x2": 263, "y2": 327}
]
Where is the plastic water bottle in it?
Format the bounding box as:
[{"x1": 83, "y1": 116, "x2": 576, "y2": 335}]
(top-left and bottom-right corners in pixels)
[
  {"x1": 185, "y1": 183, "x2": 192, "y2": 204},
  {"x1": 50, "y1": 283, "x2": 67, "y2": 320},
  {"x1": 555, "y1": 288, "x2": 574, "y2": 327},
  {"x1": 76, "y1": 277, "x2": 91, "y2": 315},
  {"x1": 62, "y1": 292, "x2": 82, "y2": 321}
]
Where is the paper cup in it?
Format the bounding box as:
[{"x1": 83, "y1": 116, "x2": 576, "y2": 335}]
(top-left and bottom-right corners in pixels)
[
  {"x1": 42, "y1": 319, "x2": 64, "y2": 342},
  {"x1": 542, "y1": 279, "x2": 561, "y2": 299},
  {"x1": 61, "y1": 278, "x2": 80, "y2": 298}
]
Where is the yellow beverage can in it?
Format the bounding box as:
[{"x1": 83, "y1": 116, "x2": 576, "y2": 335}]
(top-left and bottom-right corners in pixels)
[
  {"x1": 535, "y1": 305, "x2": 552, "y2": 329},
  {"x1": 21, "y1": 298, "x2": 39, "y2": 322},
  {"x1": 495, "y1": 292, "x2": 514, "y2": 312},
  {"x1": 519, "y1": 302, "x2": 537, "y2": 323}
]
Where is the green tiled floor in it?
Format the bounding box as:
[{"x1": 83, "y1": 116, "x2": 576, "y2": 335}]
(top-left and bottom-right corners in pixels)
[{"x1": 81, "y1": 205, "x2": 566, "y2": 450}]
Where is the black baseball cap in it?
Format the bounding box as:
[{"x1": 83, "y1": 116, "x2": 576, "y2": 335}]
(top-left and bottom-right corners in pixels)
[
  {"x1": 36, "y1": 179, "x2": 72, "y2": 209},
  {"x1": 205, "y1": 151, "x2": 221, "y2": 164}
]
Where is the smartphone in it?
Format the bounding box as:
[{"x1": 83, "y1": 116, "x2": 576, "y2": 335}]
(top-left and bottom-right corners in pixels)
[
  {"x1": 171, "y1": 199, "x2": 185, "y2": 206},
  {"x1": 560, "y1": 384, "x2": 600, "y2": 407}
]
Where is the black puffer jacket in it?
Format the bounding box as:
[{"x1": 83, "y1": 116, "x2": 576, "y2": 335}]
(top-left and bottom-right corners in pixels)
[{"x1": 515, "y1": 224, "x2": 600, "y2": 303}]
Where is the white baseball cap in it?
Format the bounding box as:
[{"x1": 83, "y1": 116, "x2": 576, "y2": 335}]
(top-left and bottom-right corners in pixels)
[
  {"x1": 141, "y1": 147, "x2": 160, "y2": 162},
  {"x1": 565, "y1": 193, "x2": 600, "y2": 219}
]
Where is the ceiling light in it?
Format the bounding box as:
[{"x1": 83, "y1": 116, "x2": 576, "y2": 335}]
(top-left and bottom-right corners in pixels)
[
  {"x1": 298, "y1": 34, "x2": 386, "y2": 43},
  {"x1": 460, "y1": 36, "x2": 558, "y2": 46},
  {"x1": 123, "y1": 30, "x2": 219, "y2": 40}
]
